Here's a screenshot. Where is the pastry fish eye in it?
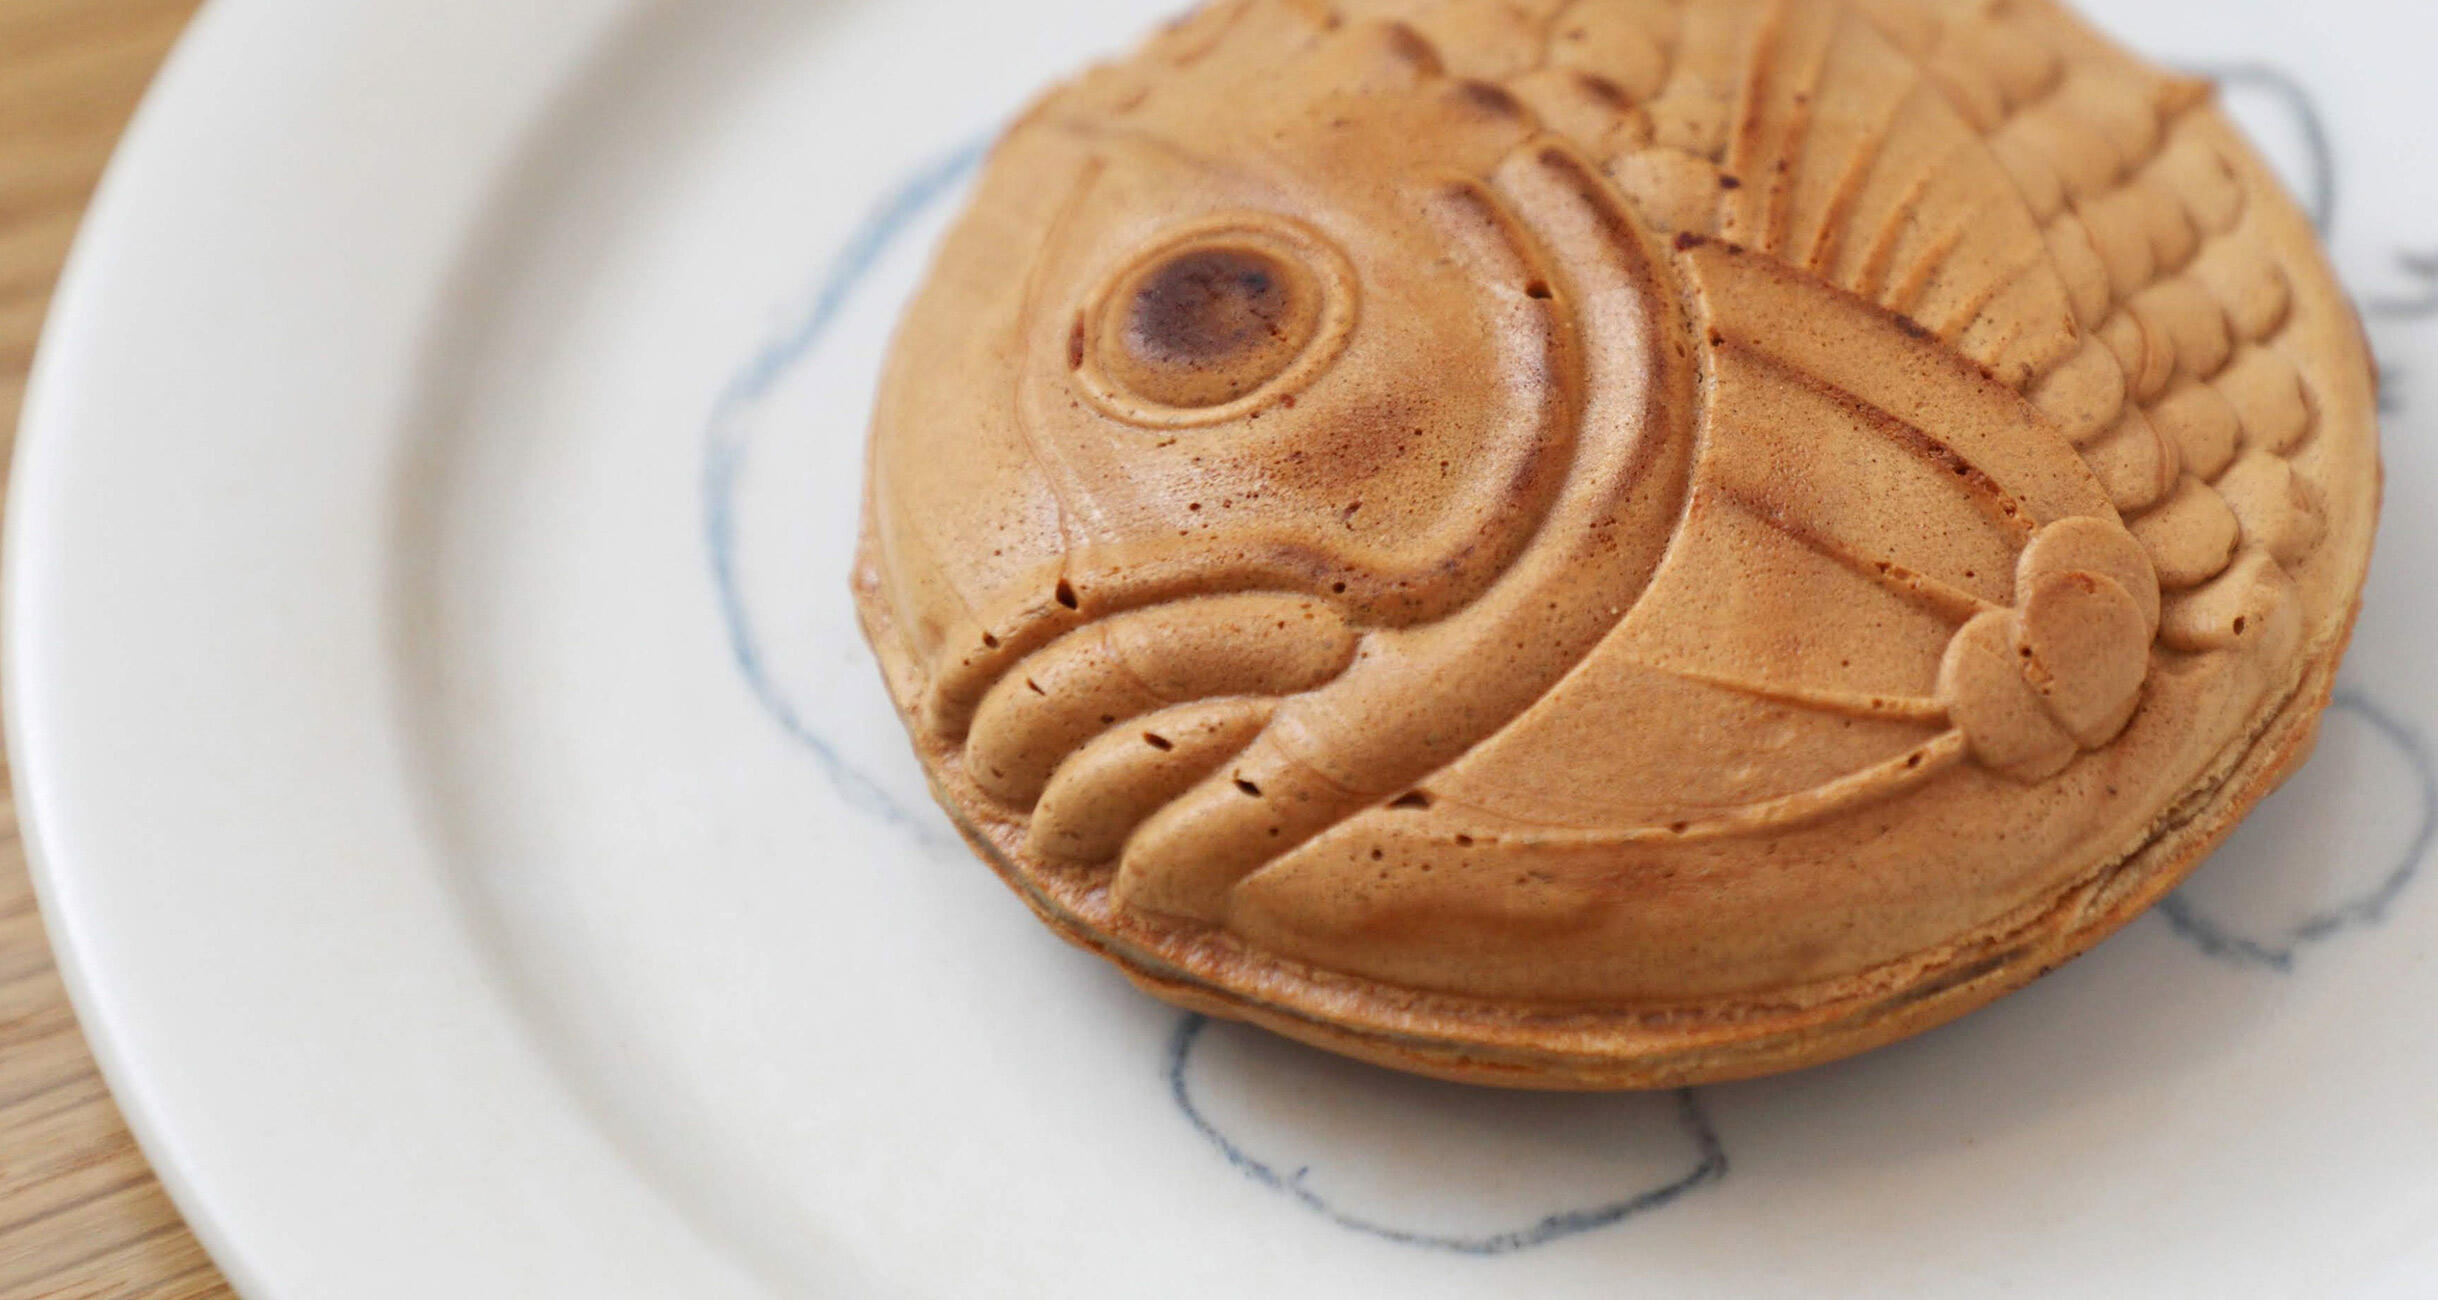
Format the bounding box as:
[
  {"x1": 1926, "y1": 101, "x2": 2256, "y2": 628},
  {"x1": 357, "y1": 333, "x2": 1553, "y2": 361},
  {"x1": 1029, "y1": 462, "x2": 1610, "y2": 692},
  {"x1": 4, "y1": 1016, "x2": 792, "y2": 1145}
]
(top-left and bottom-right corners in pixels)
[
  {"x1": 1072, "y1": 215, "x2": 1358, "y2": 428},
  {"x1": 1112, "y1": 247, "x2": 1310, "y2": 406}
]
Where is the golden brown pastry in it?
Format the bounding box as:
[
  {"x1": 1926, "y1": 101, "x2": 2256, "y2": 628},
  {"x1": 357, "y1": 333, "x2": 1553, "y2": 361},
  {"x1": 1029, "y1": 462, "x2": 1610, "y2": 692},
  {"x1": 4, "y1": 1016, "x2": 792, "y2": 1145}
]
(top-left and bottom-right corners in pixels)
[{"x1": 854, "y1": 0, "x2": 2380, "y2": 1087}]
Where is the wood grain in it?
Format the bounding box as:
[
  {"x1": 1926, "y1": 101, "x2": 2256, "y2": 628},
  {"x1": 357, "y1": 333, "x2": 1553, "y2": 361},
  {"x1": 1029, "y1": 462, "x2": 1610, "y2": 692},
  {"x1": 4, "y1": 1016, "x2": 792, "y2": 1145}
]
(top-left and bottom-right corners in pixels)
[{"x1": 0, "y1": 2, "x2": 232, "y2": 1295}]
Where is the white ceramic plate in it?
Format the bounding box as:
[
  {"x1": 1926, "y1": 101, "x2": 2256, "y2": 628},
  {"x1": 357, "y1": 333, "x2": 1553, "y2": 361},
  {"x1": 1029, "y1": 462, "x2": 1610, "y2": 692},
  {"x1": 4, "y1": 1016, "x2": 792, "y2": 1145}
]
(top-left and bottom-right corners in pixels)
[{"x1": 11, "y1": 1, "x2": 2438, "y2": 1295}]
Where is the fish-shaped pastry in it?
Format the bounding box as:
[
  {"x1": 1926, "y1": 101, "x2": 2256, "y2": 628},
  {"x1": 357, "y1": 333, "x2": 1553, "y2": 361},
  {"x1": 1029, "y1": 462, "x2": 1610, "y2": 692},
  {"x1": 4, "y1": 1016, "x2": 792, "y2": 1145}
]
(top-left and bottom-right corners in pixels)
[{"x1": 854, "y1": 0, "x2": 2379, "y2": 1087}]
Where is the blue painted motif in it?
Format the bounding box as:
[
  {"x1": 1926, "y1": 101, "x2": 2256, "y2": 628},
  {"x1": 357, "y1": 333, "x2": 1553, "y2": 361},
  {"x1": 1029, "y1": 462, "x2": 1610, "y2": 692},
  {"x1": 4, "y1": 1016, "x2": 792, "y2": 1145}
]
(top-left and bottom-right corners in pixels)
[
  {"x1": 1164, "y1": 1015, "x2": 1727, "y2": 1255},
  {"x1": 2366, "y1": 251, "x2": 2438, "y2": 322},
  {"x1": 699, "y1": 60, "x2": 2427, "y2": 1255},
  {"x1": 2158, "y1": 692, "x2": 2438, "y2": 973},
  {"x1": 2202, "y1": 63, "x2": 2338, "y2": 233},
  {"x1": 701, "y1": 138, "x2": 987, "y2": 832},
  {"x1": 2151, "y1": 67, "x2": 2434, "y2": 967}
]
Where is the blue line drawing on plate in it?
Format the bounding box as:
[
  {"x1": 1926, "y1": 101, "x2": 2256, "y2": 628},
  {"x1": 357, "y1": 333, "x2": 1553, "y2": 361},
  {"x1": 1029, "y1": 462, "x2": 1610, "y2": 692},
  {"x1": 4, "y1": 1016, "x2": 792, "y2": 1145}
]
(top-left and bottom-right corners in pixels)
[
  {"x1": 2366, "y1": 250, "x2": 2438, "y2": 321},
  {"x1": 1165, "y1": 1014, "x2": 1727, "y2": 1255},
  {"x1": 2157, "y1": 691, "x2": 2438, "y2": 974},
  {"x1": 2199, "y1": 66, "x2": 2438, "y2": 324},
  {"x1": 2201, "y1": 63, "x2": 2336, "y2": 233},
  {"x1": 700, "y1": 138, "x2": 987, "y2": 831}
]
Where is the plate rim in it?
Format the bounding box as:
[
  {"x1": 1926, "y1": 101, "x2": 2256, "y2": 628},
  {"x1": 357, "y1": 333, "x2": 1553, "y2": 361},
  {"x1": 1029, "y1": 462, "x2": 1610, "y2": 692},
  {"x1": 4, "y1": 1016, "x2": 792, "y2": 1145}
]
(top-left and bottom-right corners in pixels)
[{"x1": 3, "y1": 1, "x2": 776, "y2": 1295}]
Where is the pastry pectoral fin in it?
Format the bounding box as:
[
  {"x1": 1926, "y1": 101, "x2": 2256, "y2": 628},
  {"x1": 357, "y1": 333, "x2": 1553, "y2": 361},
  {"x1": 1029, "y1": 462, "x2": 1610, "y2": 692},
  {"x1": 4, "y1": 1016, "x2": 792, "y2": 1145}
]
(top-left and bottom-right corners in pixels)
[
  {"x1": 1113, "y1": 730, "x2": 1374, "y2": 922},
  {"x1": 963, "y1": 594, "x2": 1355, "y2": 807},
  {"x1": 1028, "y1": 699, "x2": 1274, "y2": 864}
]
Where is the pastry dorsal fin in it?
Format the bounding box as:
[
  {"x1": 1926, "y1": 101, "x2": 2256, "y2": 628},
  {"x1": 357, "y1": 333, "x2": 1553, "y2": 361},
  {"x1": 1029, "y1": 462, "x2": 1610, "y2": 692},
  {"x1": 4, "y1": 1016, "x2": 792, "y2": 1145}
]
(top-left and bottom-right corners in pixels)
[{"x1": 1609, "y1": 0, "x2": 2082, "y2": 389}]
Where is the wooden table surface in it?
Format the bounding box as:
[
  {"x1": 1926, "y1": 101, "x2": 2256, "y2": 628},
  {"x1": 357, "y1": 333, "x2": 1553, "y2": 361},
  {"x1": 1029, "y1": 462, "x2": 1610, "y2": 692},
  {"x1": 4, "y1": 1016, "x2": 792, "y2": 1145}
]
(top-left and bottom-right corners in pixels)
[{"x1": 0, "y1": 1, "x2": 234, "y2": 1295}]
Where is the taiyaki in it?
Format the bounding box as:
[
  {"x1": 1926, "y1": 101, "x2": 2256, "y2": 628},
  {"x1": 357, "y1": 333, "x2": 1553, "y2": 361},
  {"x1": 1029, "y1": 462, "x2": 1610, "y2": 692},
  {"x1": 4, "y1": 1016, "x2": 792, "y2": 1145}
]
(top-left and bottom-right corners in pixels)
[{"x1": 854, "y1": 0, "x2": 2380, "y2": 1087}]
